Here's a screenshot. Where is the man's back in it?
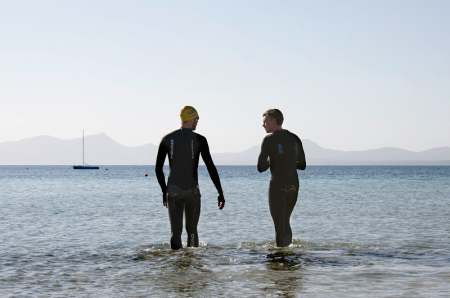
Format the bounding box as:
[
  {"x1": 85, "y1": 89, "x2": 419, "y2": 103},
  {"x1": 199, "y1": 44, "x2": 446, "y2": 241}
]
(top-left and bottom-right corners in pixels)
[
  {"x1": 156, "y1": 128, "x2": 222, "y2": 194},
  {"x1": 258, "y1": 129, "x2": 305, "y2": 184},
  {"x1": 156, "y1": 128, "x2": 205, "y2": 191}
]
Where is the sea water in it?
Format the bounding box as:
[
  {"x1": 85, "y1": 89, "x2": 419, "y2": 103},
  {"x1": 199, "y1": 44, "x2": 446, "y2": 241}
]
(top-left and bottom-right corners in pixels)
[{"x1": 0, "y1": 166, "x2": 449, "y2": 297}]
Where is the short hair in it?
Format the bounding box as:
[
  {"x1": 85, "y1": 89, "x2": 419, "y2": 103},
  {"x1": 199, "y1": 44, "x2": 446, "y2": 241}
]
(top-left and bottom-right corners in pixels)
[{"x1": 263, "y1": 109, "x2": 284, "y2": 126}]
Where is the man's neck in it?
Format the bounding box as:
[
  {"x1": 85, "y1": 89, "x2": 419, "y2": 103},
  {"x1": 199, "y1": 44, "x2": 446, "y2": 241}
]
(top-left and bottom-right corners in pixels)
[{"x1": 271, "y1": 126, "x2": 283, "y2": 133}]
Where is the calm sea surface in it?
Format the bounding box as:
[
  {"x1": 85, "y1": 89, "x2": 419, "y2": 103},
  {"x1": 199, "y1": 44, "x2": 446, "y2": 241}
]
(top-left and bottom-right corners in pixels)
[{"x1": 1, "y1": 165, "x2": 449, "y2": 297}]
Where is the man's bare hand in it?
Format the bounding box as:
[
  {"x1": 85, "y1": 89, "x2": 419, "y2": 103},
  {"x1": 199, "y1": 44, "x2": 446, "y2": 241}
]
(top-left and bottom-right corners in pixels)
[
  {"x1": 218, "y1": 193, "x2": 225, "y2": 210},
  {"x1": 162, "y1": 192, "x2": 167, "y2": 208}
]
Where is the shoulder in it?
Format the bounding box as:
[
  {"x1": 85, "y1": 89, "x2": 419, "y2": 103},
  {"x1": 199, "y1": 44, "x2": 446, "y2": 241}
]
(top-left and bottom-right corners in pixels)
[
  {"x1": 263, "y1": 133, "x2": 274, "y2": 140},
  {"x1": 193, "y1": 132, "x2": 207, "y2": 142},
  {"x1": 285, "y1": 130, "x2": 302, "y2": 144},
  {"x1": 261, "y1": 134, "x2": 273, "y2": 145},
  {"x1": 161, "y1": 129, "x2": 180, "y2": 142}
]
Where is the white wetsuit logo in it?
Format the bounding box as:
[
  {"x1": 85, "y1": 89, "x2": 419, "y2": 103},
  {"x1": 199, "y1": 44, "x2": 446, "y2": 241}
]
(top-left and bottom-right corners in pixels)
[
  {"x1": 191, "y1": 140, "x2": 194, "y2": 159},
  {"x1": 170, "y1": 140, "x2": 174, "y2": 159},
  {"x1": 281, "y1": 185, "x2": 297, "y2": 193}
]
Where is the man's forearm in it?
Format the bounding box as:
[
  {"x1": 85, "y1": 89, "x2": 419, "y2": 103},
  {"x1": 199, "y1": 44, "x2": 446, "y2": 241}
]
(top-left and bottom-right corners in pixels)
[
  {"x1": 297, "y1": 148, "x2": 306, "y2": 170},
  {"x1": 205, "y1": 162, "x2": 223, "y2": 194},
  {"x1": 155, "y1": 168, "x2": 167, "y2": 193},
  {"x1": 155, "y1": 143, "x2": 168, "y2": 193},
  {"x1": 257, "y1": 155, "x2": 269, "y2": 172},
  {"x1": 201, "y1": 140, "x2": 223, "y2": 194},
  {"x1": 257, "y1": 140, "x2": 269, "y2": 172}
]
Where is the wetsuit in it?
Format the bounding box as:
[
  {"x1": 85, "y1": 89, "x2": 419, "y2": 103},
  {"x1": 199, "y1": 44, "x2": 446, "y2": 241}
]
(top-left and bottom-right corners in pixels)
[
  {"x1": 155, "y1": 128, "x2": 223, "y2": 249},
  {"x1": 257, "y1": 129, "x2": 306, "y2": 247}
]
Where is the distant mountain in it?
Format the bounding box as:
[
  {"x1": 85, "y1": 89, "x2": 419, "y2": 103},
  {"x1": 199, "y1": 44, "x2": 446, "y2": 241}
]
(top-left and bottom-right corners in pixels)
[
  {"x1": 303, "y1": 140, "x2": 450, "y2": 165},
  {"x1": 0, "y1": 133, "x2": 449, "y2": 165},
  {"x1": 210, "y1": 140, "x2": 450, "y2": 165},
  {"x1": 0, "y1": 133, "x2": 158, "y2": 165}
]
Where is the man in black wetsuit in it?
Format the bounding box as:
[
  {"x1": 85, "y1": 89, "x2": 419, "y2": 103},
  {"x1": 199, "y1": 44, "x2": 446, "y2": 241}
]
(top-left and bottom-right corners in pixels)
[
  {"x1": 155, "y1": 106, "x2": 225, "y2": 250},
  {"x1": 257, "y1": 109, "x2": 306, "y2": 247}
]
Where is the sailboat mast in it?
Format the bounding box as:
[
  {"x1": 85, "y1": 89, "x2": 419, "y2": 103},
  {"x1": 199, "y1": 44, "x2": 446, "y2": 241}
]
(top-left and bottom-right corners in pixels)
[{"x1": 83, "y1": 129, "x2": 85, "y2": 166}]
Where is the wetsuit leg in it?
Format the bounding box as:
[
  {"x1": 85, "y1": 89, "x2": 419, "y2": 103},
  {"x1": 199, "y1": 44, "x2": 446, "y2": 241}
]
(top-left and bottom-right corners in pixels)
[
  {"x1": 268, "y1": 184, "x2": 298, "y2": 247},
  {"x1": 167, "y1": 185, "x2": 185, "y2": 250},
  {"x1": 283, "y1": 189, "x2": 298, "y2": 245},
  {"x1": 184, "y1": 188, "x2": 201, "y2": 247},
  {"x1": 167, "y1": 185, "x2": 201, "y2": 249}
]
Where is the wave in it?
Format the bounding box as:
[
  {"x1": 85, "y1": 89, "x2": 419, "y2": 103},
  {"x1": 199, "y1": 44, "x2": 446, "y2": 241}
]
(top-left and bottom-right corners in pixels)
[{"x1": 237, "y1": 238, "x2": 377, "y2": 250}]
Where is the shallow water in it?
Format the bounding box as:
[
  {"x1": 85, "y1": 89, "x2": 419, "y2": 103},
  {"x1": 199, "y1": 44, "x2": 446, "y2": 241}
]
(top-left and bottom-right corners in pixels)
[{"x1": 1, "y1": 166, "x2": 449, "y2": 297}]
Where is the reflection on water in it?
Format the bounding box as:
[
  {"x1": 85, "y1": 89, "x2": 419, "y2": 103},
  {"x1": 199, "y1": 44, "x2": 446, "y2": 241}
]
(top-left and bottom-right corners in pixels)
[
  {"x1": 264, "y1": 252, "x2": 305, "y2": 298},
  {"x1": 265, "y1": 251, "x2": 308, "y2": 267},
  {"x1": 122, "y1": 237, "x2": 450, "y2": 297},
  {"x1": 136, "y1": 242, "x2": 310, "y2": 297},
  {"x1": 128, "y1": 240, "x2": 376, "y2": 297},
  {"x1": 2, "y1": 237, "x2": 450, "y2": 297}
]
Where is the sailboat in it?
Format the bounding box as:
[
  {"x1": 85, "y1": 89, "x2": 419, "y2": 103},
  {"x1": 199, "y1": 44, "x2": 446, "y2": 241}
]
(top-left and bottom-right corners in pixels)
[{"x1": 73, "y1": 130, "x2": 99, "y2": 170}]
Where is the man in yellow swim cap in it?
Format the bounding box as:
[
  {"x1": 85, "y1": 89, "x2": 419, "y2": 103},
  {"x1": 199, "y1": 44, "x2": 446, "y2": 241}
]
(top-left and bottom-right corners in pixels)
[
  {"x1": 179, "y1": 105, "x2": 199, "y2": 126},
  {"x1": 155, "y1": 106, "x2": 225, "y2": 249}
]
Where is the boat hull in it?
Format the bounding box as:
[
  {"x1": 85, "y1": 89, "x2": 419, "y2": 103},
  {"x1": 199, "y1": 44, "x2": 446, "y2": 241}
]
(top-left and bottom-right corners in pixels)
[{"x1": 73, "y1": 166, "x2": 99, "y2": 169}]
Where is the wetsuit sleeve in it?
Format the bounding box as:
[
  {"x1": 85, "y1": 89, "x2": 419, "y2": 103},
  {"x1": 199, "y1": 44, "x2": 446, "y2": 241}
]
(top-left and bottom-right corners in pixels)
[
  {"x1": 296, "y1": 138, "x2": 306, "y2": 170},
  {"x1": 155, "y1": 139, "x2": 168, "y2": 194},
  {"x1": 257, "y1": 137, "x2": 270, "y2": 173},
  {"x1": 200, "y1": 137, "x2": 224, "y2": 194}
]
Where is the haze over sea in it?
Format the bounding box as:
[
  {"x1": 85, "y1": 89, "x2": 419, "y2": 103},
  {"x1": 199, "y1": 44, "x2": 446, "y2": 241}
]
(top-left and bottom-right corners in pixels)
[{"x1": 1, "y1": 165, "x2": 449, "y2": 297}]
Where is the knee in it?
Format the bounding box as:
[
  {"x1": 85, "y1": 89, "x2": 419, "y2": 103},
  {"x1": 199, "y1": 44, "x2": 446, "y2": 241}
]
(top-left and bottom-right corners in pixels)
[
  {"x1": 273, "y1": 220, "x2": 285, "y2": 233},
  {"x1": 185, "y1": 226, "x2": 197, "y2": 237},
  {"x1": 185, "y1": 220, "x2": 198, "y2": 233}
]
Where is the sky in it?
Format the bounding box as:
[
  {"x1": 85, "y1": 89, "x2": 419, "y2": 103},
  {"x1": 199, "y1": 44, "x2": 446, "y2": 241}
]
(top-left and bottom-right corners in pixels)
[{"x1": 1, "y1": 0, "x2": 449, "y2": 153}]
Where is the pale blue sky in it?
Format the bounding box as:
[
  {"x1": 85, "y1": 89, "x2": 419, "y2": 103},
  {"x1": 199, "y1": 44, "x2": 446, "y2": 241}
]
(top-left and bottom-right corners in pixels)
[{"x1": 1, "y1": 0, "x2": 449, "y2": 152}]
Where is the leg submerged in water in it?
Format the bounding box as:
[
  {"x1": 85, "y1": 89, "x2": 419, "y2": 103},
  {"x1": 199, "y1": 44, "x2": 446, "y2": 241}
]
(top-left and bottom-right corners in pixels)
[
  {"x1": 167, "y1": 192, "x2": 184, "y2": 250},
  {"x1": 283, "y1": 192, "x2": 297, "y2": 245},
  {"x1": 184, "y1": 189, "x2": 201, "y2": 247},
  {"x1": 167, "y1": 186, "x2": 201, "y2": 249},
  {"x1": 269, "y1": 185, "x2": 298, "y2": 247}
]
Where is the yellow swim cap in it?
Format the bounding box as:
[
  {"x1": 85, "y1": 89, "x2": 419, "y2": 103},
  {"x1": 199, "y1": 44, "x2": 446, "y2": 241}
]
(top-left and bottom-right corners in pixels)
[{"x1": 180, "y1": 106, "x2": 198, "y2": 121}]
